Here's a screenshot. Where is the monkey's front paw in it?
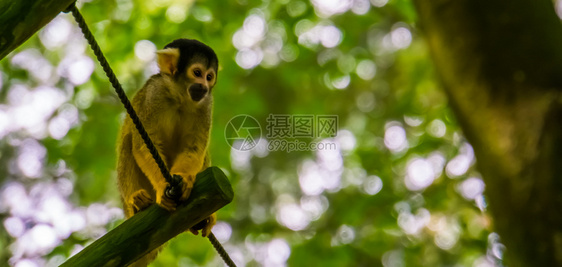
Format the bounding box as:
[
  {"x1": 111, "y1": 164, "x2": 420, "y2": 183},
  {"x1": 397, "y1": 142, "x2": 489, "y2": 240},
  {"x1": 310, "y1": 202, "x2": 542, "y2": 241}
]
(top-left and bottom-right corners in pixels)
[
  {"x1": 159, "y1": 192, "x2": 178, "y2": 211},
  {"x1": 179, "y1": 174, "x2": 195, "y2": 202},
  {"x1": 190, "y1": 213, "x2": 216, "y2": 237},
  {"x1": 156, "y1": 174, "x2": 194, "y2": 212},
  {"x1": 131, "y1": 189, "x2": 153, "y2": 213}
]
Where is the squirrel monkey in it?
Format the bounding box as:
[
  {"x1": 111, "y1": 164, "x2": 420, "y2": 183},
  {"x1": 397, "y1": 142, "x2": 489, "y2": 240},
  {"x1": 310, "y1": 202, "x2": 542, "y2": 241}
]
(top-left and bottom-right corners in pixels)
[{"x1": 117, "y1": 39, "x2": 218, "y2": 265}]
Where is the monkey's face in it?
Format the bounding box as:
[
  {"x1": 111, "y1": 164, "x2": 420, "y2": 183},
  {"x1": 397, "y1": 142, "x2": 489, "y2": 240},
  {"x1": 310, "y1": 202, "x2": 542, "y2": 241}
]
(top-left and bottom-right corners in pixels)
[
  {"x1": 185, "y1": 62, "x2": 217, "y2": 103},
  {"x1": 156, "y1": 39, "x2": 219, "y2": 105}
]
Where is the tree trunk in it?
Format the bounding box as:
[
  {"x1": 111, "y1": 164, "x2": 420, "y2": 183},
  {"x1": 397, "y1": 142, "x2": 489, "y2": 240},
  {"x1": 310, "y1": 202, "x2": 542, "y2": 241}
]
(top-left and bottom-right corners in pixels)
[{"x1": 414, "y1": 0, "x2": 562, "y2": 266}]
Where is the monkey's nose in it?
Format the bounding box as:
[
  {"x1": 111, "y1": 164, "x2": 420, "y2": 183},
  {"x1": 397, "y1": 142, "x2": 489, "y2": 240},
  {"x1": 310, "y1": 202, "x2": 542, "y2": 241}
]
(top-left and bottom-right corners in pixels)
[{"x1": 188, "y1": 83, "x2": 208, "y2": 102}]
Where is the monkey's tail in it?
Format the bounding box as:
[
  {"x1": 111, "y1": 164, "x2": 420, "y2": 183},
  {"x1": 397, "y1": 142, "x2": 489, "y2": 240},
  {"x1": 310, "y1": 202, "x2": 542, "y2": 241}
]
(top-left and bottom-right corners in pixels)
[{"x1": 127, "y1": 247, "x2": 162, "y2": 267}]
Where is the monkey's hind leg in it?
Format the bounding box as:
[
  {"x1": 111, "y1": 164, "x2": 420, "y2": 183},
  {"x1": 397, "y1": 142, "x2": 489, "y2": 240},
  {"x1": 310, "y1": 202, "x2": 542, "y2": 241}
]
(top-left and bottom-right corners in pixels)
[{"x1": 130, "y1": 189, "x2": 153, "y2": 214}]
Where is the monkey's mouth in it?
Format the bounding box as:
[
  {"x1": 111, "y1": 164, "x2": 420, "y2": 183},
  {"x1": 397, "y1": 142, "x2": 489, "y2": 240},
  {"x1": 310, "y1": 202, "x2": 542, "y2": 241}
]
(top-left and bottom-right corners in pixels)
[{"x1": 189, "y1": 84, "x2": 208, "y2": 102}]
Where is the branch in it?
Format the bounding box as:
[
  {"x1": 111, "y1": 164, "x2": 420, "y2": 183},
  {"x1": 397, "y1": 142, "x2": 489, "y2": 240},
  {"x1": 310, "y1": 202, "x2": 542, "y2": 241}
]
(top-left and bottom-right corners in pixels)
[
  {"x1": 61, "y1": 167, "x2": 234, "y2": 267},
  {"x1": 0, "y1": 0, "x2": 75, "y2": 60}
]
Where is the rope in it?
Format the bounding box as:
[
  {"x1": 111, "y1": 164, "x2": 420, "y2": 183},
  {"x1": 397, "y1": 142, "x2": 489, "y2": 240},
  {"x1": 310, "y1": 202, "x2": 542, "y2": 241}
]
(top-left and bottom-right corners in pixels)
[
  {"x1": 65, "y1": 3, "x2": 236, "y2": 266},
  {"x1": 65, "y1": 4, "x2": 179, "y2": 193},
  {"x1": 208, "y1": 233, "x2": 237, "y2": 267}
]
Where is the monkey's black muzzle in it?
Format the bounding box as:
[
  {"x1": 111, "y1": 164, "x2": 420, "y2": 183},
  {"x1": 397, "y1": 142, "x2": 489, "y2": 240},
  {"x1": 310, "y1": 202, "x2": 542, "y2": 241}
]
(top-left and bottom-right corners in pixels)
[{"x1": 188, "y1": 83, "x2": 208, "y2": 102}]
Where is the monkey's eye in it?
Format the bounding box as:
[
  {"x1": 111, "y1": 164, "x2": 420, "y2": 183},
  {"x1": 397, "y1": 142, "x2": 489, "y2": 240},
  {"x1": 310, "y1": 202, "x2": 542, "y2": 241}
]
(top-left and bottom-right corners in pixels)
[
  {"x1": 206, "y1": 74, "x2": 213, "y2": 81},
  {"x1": 193, "y1": 69, "x2": 202, "y2": 77}
]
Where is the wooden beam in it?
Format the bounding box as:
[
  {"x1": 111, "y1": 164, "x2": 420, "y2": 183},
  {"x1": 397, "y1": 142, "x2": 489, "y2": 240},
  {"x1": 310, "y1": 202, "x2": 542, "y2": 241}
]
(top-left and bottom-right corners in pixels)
[
  {"x1": 0, "y1": 0, "x2": 75, "y2": 60},
  {"x1": 61, "y1": 167, "x2": 234, "y2": 267}
]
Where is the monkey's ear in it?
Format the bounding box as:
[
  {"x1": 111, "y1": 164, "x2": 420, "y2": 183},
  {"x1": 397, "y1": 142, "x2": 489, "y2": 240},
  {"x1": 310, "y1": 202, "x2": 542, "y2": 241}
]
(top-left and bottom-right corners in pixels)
[{"x1": 156, "y1": 48, "x2": 180, "y2": 75}]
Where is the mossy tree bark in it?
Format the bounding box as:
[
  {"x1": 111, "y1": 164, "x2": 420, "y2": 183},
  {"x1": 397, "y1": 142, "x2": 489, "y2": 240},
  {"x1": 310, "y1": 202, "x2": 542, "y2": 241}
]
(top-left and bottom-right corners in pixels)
[
  {"x1": 414, "y1": 0, "x2": 562, "y2": 266},
  {"x1": 0, "y1": 0, "x2": 76, "y2": 60}
]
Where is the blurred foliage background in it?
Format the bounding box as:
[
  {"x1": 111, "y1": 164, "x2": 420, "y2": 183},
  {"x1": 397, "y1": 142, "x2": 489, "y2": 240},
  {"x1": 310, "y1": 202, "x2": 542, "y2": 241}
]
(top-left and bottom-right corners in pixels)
[{"x1": 0, "y1": 0, "x2": 505, "y2": 266}]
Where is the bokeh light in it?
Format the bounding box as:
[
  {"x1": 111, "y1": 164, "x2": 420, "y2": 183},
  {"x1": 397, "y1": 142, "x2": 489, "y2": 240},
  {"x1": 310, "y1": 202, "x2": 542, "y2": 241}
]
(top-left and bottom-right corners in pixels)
[
  {"x1": 384, "y1": 123, "x2": 408, "y2": 152},
  {"x1": 405, "y1": 157, "x2": 434, "y2": 191},
  {"x1": 134, "y1": 40, "x2": 157, "y2": 62}
]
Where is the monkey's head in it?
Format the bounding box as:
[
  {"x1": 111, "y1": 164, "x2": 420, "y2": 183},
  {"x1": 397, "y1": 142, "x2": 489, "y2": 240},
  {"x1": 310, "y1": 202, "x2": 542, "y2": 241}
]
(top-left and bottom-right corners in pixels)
[{"x1": 156, "y1": 39, "x2": 218, "y2": 104}]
